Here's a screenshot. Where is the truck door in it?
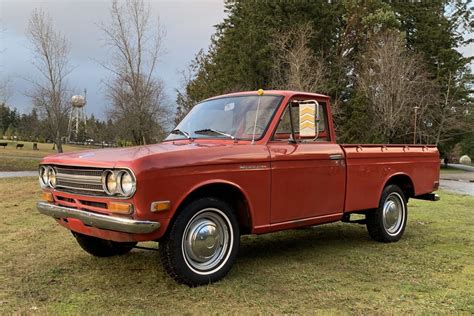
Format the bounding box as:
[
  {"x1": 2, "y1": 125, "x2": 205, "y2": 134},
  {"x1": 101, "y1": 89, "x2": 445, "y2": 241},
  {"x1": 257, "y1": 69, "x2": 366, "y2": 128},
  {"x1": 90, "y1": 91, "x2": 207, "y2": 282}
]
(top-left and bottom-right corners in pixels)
[{"x1": 268, "y1": 100, "x2": 346, "y2": 223}]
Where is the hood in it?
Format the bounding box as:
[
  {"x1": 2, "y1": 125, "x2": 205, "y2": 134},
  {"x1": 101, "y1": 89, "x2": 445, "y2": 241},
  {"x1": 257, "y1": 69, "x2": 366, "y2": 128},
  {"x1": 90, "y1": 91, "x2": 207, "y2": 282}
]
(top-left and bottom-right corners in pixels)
[
  {"x1": 41, "y1": 140, "x2": 269, "y2": 171},
  {"x1": 41, "y1": 142, "x2": 202, "y2": 168}
]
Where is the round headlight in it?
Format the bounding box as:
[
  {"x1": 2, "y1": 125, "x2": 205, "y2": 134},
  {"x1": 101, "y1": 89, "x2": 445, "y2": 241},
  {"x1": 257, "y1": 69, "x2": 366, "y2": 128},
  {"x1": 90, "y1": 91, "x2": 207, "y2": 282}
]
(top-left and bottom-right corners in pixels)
[
  {"x1": 39, "y1": 166, "x2": 49, "y2": 187},
  {"x1": 103, "y1": 170, "x2": 117, "y2": 195},
  {"x1": 48, "y1": 167, "x2": 57, "y2": 188},
  {"x1": 119, "y1": 171, "x2": 135, "y2": 196}
]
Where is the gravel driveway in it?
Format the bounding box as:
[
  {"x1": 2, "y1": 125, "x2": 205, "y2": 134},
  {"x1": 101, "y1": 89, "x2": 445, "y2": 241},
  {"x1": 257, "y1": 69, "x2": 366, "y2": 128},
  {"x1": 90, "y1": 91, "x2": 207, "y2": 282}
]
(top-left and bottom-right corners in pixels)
[{"x1": 0, "y1": 171, "x2": 37, "y2": 178}]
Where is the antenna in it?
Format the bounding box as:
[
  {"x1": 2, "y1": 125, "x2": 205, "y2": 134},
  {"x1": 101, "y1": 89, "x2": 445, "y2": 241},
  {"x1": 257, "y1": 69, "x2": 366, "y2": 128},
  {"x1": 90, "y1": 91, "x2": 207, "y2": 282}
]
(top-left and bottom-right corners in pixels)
[{"x1": 251, "y1": 89, "x2": 264, "y2": 144}]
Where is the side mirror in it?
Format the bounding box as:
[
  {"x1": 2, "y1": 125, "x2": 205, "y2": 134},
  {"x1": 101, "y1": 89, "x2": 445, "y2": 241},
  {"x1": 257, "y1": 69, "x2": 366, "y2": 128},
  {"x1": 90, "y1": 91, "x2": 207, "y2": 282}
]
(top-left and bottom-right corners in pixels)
[{"x1": 299, "y1": 101, "x2": 319, "y2": 137}]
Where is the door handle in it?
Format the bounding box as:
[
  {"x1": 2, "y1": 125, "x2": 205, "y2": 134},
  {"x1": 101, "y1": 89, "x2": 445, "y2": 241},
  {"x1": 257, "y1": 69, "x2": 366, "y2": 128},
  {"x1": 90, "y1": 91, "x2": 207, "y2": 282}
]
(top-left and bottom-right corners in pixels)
[{"x1": 329, "y1": 154, "x2": 343, "y2": 160}]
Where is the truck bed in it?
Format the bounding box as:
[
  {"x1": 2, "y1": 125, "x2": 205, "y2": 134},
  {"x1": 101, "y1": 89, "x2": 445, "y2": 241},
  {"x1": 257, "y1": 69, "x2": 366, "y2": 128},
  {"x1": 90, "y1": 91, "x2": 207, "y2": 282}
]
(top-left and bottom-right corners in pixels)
[{"x1": 341, "y1": 144, "x2": 439, "y2": 212}]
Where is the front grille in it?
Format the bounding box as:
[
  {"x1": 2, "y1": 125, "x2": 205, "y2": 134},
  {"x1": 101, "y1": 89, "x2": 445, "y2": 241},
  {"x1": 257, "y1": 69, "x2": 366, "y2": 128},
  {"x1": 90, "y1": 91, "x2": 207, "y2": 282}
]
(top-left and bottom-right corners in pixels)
[{"x1": 54, "y1": 166, "x2": 106, "y2": 196}]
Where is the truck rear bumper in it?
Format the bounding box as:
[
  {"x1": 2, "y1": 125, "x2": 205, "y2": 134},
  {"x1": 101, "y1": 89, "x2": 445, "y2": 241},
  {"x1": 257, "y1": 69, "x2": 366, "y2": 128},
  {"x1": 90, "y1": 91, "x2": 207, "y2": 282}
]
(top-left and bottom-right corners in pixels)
[
  {"x1": 36, "y1": 202, "x2": 161, "y2": 234},
  {"x1": 413, "y1": 193, "x2": 440, "y2": 201}
]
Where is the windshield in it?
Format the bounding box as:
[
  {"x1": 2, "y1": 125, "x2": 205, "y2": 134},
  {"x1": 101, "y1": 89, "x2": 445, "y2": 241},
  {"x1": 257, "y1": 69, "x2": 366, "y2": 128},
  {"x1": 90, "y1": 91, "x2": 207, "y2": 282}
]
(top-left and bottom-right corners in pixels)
[{"x1": 166, "y1": 95, "x2": 283, "y2": 141}]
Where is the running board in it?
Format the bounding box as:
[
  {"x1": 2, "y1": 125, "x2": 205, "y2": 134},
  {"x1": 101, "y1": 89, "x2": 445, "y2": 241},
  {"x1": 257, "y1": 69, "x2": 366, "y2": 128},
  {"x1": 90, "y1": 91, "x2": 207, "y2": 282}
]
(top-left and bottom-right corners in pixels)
[{"x1": 413, "y1": 193, "x2": 440, "y2": 201}]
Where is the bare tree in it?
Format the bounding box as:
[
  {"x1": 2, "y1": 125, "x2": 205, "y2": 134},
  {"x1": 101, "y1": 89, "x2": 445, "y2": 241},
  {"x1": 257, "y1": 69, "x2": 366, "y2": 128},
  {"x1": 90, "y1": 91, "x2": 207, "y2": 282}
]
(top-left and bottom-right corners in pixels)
[
  {"x1": 100, "y1": 0, "x2": 169, "y2": 145},
  {"x1": 270, "y1": 22, "x2": 327, "y2": 93},
  {"x1": 357, "y1": 30, "x2": 437, "y2": 143},
  {"x1": 0, "y1": 78, "x2": 12, "y2": 105},
  {"x1": 0, "y1": 26, "x2": 12, "y2": 105},
  {"x1": 27, "y1": 9, "x2": 71, "y2": 152},
  {"x1": 175, "y1": 64, "x2": 195, "y2": 125},
  {"x1": 427, "y1": 71, "x2": 471, "y2": 146}
]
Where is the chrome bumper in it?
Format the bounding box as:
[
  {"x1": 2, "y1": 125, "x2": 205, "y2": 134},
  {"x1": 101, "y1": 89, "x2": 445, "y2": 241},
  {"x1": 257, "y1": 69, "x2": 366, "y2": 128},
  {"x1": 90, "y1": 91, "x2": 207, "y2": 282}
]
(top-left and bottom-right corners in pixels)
[{"x1": 36, "y1": 202, "x2": 160, "y2": 234}]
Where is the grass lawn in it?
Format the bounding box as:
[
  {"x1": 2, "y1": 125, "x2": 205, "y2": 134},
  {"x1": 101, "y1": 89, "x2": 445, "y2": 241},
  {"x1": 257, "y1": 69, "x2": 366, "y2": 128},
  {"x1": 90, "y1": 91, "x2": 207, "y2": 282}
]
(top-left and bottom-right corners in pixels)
[
  {"x1": 0, "y1": 141, "x2": 98, "y2": 171},
  {"x1": 0, "y1": 177, "x2": 472, "y2": 314}
]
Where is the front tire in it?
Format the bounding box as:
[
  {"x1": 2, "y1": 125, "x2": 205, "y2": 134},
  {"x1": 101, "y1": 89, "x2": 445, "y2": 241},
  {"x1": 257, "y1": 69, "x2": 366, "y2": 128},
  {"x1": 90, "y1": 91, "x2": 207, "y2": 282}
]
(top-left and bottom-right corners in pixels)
[
  {"x1": 366, "y1": 184, "x2": 407, "y2": 243},
  {"x1": 159, "y1": 197, "x2": 240, "y2": 286},
  {"x1": 72, "y1": 232, "x2": 136, "y2": 257}
]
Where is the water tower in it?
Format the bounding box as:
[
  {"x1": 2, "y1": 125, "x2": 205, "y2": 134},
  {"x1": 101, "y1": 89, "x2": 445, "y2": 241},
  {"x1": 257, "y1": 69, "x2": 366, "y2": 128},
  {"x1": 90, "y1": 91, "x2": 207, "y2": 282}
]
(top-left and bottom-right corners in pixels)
[{"x1": 68, "y1": 91, "x2": 87, "y2": 142}]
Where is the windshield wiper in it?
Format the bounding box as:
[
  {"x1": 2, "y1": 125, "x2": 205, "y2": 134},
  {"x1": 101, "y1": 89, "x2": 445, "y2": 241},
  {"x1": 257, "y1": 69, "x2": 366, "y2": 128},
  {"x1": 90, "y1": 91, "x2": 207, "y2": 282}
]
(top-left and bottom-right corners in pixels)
[
  {"x1": 170, "y1": 128, "x2": 191, "y2": 139},
  {"x1": 194, "y1": 128, "x2": 235, "y2": 140}
]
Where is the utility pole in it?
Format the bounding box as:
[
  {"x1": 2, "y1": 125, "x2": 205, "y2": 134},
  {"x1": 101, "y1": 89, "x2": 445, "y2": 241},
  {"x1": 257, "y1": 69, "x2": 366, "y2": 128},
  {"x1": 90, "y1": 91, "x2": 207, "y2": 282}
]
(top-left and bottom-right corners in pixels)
[{"x1": 413, "y1": 106, "x2": 420, "y2": 144}]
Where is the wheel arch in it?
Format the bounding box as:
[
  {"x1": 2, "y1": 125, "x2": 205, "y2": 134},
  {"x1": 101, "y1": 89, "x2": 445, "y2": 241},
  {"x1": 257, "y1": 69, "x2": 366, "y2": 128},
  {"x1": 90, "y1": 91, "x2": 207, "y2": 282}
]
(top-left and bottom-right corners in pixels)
[
  {"x1": 170, "y1": 180, "x2": 253, "y2": 235},
  {"x1": 382, "y1": 173, "x2": 415, "y2": 200}
]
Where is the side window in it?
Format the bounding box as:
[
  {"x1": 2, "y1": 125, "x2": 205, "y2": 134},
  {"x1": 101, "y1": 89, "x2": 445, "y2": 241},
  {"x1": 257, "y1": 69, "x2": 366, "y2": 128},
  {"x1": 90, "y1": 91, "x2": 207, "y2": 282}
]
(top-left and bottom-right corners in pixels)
[
  {"x1": 273, "y1": 100, "x2": 329, "y2": 142},
  {"x1": 275, "y1": 106, "x2": 295, "y2": 134}
]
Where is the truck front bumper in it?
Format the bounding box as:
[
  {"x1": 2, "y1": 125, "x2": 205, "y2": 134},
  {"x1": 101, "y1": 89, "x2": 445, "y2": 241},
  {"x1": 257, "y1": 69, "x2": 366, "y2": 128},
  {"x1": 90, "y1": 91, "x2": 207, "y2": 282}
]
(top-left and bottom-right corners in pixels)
[{"x1": 36, "y1": 202, "x2": 161, "y2": 234}]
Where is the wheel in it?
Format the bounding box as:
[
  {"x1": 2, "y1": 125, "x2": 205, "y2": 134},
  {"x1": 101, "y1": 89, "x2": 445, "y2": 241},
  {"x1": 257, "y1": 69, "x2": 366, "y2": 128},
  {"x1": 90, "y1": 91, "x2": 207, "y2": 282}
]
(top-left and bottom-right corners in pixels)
[
  {"x1": 366, "y1": 184, "x2": 407, "y2": 243},
  {"x1": 159, "y1": 197, "x2": 240, "y2": 286},
  {"x1": 72, "y1": 232, "x2": 137, "y2": 257}
]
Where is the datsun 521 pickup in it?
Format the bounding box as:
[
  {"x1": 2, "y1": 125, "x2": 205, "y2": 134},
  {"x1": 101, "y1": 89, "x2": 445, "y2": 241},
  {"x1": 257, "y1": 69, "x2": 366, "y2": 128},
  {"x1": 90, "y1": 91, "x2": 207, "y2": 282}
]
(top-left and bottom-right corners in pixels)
[{"x1": 37, "y1": 90, "x2": 440, "y2": 286}]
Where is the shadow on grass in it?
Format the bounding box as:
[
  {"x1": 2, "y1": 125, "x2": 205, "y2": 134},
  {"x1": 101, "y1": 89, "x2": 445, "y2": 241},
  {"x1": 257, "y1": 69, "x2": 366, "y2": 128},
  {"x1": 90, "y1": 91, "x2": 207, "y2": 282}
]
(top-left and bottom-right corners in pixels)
[
  {"x1": 61, "y1": 223, "x2": 371, "y2": 284},
  {"x1": 239, "y1": 223, "x2": 370, "y2": 258}
]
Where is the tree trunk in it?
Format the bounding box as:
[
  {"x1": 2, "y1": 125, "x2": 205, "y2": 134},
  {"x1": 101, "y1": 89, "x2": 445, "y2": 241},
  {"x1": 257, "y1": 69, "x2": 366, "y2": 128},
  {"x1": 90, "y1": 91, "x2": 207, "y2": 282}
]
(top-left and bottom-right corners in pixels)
[{"x1": 56, "y1": 130, "x2": 63, "y2": 153}]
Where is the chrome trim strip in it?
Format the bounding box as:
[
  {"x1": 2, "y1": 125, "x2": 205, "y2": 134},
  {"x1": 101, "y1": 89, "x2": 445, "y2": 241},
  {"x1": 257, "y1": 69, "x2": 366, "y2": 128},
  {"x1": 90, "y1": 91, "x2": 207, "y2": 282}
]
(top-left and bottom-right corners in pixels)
[
  {"x1": 37, "y1": 202, "x2": 160, "y2": 234},
  {"x1": 55, "y1": 167, "x2": 103, "y2": 174},
  {"x1": 239, "y1": 164, "x2": 268, "y2": 170},
  {"x1": 56, "y1": 173, "x2": 102, "y2": 181}
]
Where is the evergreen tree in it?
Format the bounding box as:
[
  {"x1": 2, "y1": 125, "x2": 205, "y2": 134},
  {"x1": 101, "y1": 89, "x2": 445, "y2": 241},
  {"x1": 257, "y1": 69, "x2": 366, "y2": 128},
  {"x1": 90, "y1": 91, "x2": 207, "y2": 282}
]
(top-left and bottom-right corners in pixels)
[{"x1": 178, "y1": 0, "x2": 472, "y2": 149}]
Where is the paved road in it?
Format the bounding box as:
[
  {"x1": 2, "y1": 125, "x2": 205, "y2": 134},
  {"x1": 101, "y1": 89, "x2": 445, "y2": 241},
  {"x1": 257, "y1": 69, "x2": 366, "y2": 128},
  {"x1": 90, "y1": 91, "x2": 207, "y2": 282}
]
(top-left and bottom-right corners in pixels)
[
  {"x1": 0, "y1": 171, "x2": 37, "y2": 178},
  {"x1": 439, "y1": 180, "x2": 474, "y2": 196},
  {"x1": 0, "y1": 155, "x2": 41, "y2": 160},
  {"x1": 448, "y1": 163, "x2": 474, "y2": 172},
  {"x1": 439, "y1": 171, "x2": 474, "y2": 196}
]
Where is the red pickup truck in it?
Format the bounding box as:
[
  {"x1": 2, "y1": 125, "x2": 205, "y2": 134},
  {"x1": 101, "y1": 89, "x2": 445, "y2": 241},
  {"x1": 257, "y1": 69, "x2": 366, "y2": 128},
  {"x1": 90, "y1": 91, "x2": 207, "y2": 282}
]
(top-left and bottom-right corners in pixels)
[{"x1": 37, "y1": 90, "x2": 440, "y2": 286}]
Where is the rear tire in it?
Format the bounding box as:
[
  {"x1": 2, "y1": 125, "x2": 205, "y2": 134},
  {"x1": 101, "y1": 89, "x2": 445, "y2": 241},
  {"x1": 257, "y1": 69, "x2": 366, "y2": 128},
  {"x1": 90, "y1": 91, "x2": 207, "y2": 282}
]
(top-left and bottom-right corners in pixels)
[
  {"x1": 72, "y1": 232, "x2": 136, "y2": 257},
  {"x1": 159, "y1": 197, "x2": 240, "y2": 286},
  {"x1": 366, "y1": 184, "x2": 407, "y2": 243}
]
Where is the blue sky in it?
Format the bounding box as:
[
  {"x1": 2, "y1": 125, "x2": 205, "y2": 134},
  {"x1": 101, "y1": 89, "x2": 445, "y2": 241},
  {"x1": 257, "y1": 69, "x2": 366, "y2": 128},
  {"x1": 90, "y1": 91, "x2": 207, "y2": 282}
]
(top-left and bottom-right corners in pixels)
[{"x1": 1, "y1": 0, "x2": 226, "y2": 119}]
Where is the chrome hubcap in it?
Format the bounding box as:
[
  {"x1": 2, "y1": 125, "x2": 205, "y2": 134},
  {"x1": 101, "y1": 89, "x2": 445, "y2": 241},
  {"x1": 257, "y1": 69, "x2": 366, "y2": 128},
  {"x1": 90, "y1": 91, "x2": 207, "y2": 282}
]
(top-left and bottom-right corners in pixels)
[
  {"x1": 182, "y1": 208, "x2": 231, "y2": 274},
  {"x1": 382, "y1": 193, "x2": 404, "y2": 235}
]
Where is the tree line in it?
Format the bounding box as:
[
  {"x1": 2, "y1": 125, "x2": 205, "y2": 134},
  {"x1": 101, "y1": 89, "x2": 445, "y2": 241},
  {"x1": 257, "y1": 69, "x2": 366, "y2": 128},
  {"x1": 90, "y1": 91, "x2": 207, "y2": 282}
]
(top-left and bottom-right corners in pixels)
[
  {"x1": 0, "y1": 103, "x2": 119, "y2": 145},
  {"x1": 176, "y1": 0, "x2": 473, "y2": 156}
]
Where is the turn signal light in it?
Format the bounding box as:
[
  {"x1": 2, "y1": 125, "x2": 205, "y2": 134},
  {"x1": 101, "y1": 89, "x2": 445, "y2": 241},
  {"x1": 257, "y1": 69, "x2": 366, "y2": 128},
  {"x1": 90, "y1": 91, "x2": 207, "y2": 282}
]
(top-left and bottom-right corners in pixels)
[
  {"x1": 41, "y1": 192, "x2": 54, "y2": 202},
  {"x1": 150, "y1": 201, "x2": 171, "y2": 212},
  {"x1": 108, "y1": 202, "x2": 133, "y2": 214}
]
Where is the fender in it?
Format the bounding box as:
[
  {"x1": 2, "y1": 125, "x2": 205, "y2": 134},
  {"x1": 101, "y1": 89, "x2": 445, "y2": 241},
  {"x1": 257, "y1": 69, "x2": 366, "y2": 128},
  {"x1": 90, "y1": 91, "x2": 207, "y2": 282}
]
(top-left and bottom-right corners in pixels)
[
  {"x1": 379, "y1": 172, "x2": 415, "y2": 200},
  {"x1": 172, "y1": 178, "x2": 255, "y2": 226}
]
